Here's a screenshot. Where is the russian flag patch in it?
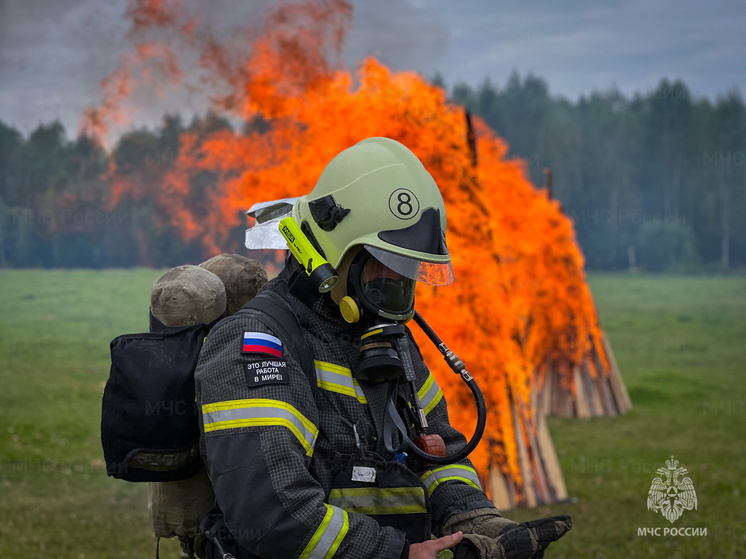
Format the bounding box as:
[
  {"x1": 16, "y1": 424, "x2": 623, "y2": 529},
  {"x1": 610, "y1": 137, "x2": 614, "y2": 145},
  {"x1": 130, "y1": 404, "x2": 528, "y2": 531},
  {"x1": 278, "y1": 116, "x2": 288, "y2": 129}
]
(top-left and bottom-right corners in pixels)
[{"x1": 242, "y1": 332, "x2": 283, "y2": 357}]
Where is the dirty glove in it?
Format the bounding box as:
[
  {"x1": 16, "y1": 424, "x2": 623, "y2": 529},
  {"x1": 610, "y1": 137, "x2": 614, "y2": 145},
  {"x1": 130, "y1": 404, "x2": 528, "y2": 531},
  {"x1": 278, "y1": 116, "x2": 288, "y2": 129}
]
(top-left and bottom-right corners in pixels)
[
  {"x1": 452, "y1": 515, "x2": 572, "y2": 559},
  {"x1": 442, "y1": 508, "x2": 516, "y2": 539}
]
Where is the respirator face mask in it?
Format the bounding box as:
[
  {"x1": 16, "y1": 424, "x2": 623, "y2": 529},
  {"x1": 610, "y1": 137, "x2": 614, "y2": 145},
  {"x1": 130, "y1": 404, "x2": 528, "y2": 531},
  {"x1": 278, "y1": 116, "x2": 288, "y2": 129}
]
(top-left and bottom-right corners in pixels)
[
  {"x1": 348, "y1": 248, "x2": 417, "y2": 322},
  {"x1": 348, "y1": 244, "x2": 454, "y2": 322},
  {"x1": 348, "y1": 248, "x2": 415, "y2": 383}
]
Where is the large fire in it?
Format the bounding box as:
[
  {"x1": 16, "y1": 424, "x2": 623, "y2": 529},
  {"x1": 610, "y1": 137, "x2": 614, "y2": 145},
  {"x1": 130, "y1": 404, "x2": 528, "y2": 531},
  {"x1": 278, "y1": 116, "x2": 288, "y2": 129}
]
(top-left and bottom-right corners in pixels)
[{"x1": 87, "y1": 0, "x2": 616, "y2": 505}]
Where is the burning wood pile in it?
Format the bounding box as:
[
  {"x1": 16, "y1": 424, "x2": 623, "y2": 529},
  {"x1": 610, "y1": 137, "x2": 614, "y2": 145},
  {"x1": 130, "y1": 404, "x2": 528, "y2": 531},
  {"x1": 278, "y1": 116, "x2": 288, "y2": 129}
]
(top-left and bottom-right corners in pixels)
[
  {"x1": 538, "y1": 337, "x2": 632, "y2": 419},
  {"x1": 87, "y1": 0, "x2": 631, "y2": 509}
]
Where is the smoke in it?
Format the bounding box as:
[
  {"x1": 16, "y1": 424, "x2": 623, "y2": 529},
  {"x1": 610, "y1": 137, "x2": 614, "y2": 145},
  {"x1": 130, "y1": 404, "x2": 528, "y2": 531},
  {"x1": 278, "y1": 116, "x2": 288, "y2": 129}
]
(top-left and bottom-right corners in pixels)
[
  {"x1": 0, "y1": 0, "x2": 266, "y2": 136},
  {"x1": 0, "y1": 0, "x2": 451, "y2": 137}
]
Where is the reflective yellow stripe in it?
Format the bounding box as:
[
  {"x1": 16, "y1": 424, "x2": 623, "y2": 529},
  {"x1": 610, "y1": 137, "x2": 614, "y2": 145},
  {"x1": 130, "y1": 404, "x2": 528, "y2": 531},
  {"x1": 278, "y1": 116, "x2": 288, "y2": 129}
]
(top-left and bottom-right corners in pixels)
[
  {"x1": 417, "y1": 373, "x2": 443, "y2": 416},
  {"x1": 420, "y1": 465, "x2": 482, "y2": 496},
  {"x1": 299, "y1": 504, "x2": 348, "y2": 559},
  {"x1": 314, "y1": 360, "x2": 368, "y2": 404},
  {"x1": 361, "y1": 328, "x2": 384, "y2": 341},
  {"x1": 324, "y1": 509, "x2": 348, "y2": 559},
  {"x1": 202, "y1": 399, "x2": 318, "y2": 457},
  {"x1": 328, "y1": 487, "x2": 427, "y2": 515}
]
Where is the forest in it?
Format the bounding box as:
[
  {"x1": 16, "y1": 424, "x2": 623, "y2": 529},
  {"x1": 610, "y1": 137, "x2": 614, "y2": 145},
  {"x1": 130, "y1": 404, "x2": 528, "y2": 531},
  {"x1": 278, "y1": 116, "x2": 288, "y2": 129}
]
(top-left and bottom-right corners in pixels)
[{"x1": 1, "y1": 74, "x2": 744, "y2": 271}]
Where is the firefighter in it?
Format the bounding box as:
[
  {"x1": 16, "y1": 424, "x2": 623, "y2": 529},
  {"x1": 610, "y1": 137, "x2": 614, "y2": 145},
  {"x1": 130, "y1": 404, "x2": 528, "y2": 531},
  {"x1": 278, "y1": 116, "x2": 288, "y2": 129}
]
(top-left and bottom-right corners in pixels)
[{"x1": 195, "y1": 137, "x2": 571, "y2": 559}]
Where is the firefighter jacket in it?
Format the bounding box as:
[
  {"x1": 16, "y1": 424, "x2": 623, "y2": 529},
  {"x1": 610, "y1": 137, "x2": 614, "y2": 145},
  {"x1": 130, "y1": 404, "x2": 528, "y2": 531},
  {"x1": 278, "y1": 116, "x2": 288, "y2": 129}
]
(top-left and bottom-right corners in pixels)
[{"x1": 195, "y1": 263, "x2": 496, "y2": 559}]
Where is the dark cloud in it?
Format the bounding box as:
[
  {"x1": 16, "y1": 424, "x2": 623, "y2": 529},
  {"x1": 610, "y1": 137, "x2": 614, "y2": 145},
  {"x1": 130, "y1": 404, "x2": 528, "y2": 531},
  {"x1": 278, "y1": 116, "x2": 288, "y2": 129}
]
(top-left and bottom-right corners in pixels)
[
  {"x1": 345, "y1": 0, "x2": 449, "y2": 78},
  {"x1": 0, "y1": 0, "x2": 129, "y2": 136},
  {"x1": 430, "y1": 0, "x2": 746, "y2": 99}
]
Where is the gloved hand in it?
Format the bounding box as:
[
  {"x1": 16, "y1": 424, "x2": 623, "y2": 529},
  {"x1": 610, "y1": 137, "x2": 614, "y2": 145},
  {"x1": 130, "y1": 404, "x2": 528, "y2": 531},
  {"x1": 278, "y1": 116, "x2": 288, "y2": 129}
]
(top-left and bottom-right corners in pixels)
[
  {"x1": 442, "y1": 508, "x2": 516, "y2": 539},
  {"x1": 452, "y1": 516, "x2": 572, "y2": 559}
]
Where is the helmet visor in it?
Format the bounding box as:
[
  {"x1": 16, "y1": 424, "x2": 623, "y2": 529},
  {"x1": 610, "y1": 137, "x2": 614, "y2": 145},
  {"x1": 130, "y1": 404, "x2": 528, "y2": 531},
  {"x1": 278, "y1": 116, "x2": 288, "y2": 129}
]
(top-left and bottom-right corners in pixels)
[{"x1": 364, "y1": 245, "x2": 455, "y2": 286}]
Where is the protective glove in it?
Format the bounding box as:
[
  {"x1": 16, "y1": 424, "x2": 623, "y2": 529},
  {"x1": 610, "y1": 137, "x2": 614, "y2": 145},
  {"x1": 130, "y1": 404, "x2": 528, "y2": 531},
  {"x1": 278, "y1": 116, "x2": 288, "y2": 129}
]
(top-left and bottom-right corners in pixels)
[
  {"x1": 452, "y1": 515, "x2": 572, "y2": 559},
  {"x1": 442, "y1": 508, "x2": 516, "y2": 539}
]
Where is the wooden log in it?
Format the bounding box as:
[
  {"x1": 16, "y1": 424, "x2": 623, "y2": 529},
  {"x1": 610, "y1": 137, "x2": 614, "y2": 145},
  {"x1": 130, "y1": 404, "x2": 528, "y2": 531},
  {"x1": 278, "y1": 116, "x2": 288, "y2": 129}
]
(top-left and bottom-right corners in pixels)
[
  {"x1": 531, "y1": 370, "x2": 541, "y2": 416},
  {"x1": 518, "y1": 399, "x2": 551, "y2": 504},
  {"x1": 579, "y1": 364, "x2": 595, "y2": 417},
  {"x1": 535, "y1": 412, "x2": 568, "y2": 501},
  {"x1": 596, "y1": 369, "x2": 618, "y2": 417},
  {"x1": 582, "y1": 360, "x2": 604, "y2": 417},
  {"x1": 541, "y1": 366, "x2": 553, "y2": 417},
  {"x1": 489, "y1": 464, "x2": 515, "y2": 511},
  {"x1": 609, "y1": 369, "x2": 632, "y2": 414},
  {"x1": 590, "y1": 344, "x2": 621, "y2": 415},
  {"x1": 512, "y1": 399, "x2": 537, "y2": 507},
  {"x1": 603, "y1": 335, "x2": 633, "y2": 412},
  {"x1": 551, "y1": 371, "x2": 575, "y2": 417},
  {"x1": 573, "y1": 365, "x2": 591, "y2": 418}
]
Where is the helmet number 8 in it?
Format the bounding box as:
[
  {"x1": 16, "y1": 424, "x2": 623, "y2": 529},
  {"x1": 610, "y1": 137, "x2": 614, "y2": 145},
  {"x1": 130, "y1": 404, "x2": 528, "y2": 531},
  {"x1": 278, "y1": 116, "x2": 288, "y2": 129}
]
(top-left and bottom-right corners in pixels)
[{"x1": 389, "y1": 188, "x2": 420, "y2": 220}]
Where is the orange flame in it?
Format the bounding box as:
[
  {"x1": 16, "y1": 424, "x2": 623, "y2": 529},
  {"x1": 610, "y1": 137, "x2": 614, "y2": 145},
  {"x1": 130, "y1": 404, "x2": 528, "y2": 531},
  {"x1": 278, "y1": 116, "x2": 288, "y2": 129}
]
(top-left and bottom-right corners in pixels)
[{"x1": 87, "y1": 0, "x2": 609, "y2": 498}]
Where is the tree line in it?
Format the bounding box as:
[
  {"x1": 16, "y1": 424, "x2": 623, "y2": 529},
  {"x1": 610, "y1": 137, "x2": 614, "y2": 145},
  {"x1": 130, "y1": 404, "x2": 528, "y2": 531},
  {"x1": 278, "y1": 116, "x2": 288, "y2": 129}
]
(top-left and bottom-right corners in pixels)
[
  {"x1": 1, "y1": 75, "x2": 744, "y2": 271},
  {"x1": 447, "y1": 74, "x2": 745, "y2": 271},
  {"x1": 0, "y1": 114, "x2": 232, "y2": 268}
]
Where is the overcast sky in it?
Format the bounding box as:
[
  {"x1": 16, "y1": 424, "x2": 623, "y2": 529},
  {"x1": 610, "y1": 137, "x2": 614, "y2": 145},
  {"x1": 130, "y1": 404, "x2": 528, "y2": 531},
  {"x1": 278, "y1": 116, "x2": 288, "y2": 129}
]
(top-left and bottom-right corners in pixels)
[{"x1": 1, "y1": 0, "x2": 744, "y2": 137}]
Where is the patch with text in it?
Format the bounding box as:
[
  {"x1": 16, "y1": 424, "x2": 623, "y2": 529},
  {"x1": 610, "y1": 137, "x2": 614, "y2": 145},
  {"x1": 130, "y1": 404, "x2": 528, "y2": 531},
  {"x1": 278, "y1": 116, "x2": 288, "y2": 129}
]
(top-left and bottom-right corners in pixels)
[{"x1": 245, "y1": 359, "x2": 289, "y2": 387}]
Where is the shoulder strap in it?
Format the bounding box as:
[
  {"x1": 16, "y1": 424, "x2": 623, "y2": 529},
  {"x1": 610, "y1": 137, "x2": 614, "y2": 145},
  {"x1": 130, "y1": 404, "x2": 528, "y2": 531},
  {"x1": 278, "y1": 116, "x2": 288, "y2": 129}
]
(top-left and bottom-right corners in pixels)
[{"x1": 239, "y1": 291, "x2": 316, "y2": 397}]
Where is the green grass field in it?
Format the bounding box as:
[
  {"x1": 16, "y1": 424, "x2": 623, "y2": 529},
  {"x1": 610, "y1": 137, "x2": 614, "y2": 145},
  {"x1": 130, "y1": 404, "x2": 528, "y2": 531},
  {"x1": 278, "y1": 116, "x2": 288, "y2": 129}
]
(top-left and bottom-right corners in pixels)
[{"x1": 1, "y1": 270, "x2": 744, "y2": 558}]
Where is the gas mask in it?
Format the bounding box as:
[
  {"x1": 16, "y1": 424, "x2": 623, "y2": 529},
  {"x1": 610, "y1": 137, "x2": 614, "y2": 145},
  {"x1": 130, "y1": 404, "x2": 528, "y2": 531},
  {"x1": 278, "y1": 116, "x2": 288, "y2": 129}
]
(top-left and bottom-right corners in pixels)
[
  {"x1": 347, "y1": 247, "x2": 416, "y2": 321},
  {"x1": 344, "y1": 250, "x2": 413, "y2": 382}
]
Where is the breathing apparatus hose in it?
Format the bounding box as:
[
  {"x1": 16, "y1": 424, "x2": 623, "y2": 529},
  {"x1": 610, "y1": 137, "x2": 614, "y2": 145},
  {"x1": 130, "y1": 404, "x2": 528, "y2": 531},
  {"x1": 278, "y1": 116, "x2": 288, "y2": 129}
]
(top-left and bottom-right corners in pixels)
[{"x1": 399, "y1": 311, "x2": 487, "y2": 465}]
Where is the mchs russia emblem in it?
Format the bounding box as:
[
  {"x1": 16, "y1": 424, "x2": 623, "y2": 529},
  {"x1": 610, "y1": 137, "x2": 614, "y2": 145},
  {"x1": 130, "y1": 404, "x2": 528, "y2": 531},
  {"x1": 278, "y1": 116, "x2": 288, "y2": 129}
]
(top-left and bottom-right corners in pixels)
[{"x1": 647, "y1": 456, "x2": 697, "y2": 523}]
